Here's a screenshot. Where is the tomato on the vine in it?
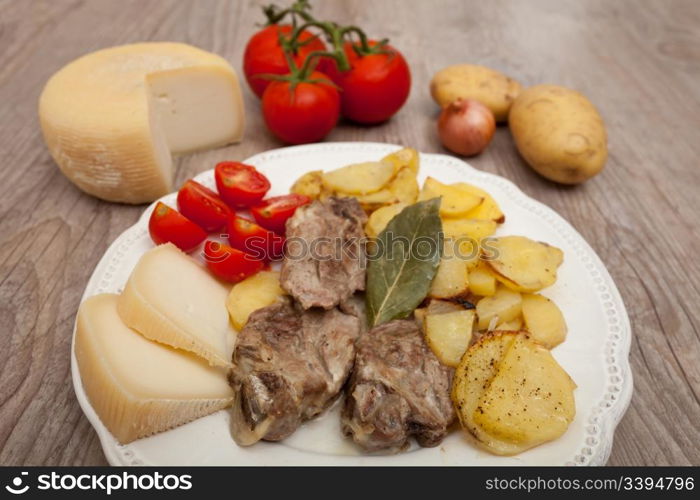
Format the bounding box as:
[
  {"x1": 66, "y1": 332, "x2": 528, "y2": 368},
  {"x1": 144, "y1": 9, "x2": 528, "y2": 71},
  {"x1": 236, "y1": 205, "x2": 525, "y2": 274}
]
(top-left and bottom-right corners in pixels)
[
  {"x1": 319, "y1": 41, "x2": 411, "y2": 124},
  {"x1": 243, "y1": 24, "x2": 326, "y2": 98},
  {"x1": 262, "y1": 71, "x2": 340, "y2": 144}
]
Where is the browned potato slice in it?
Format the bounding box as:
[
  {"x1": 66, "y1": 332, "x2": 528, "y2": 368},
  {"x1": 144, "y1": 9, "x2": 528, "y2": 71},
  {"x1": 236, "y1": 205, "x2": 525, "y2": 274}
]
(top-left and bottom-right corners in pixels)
[
  {"x1": 290, "y1": 170, "x2": 325, "y2": 200},
  {"x1": 483, "y1": 236, "x2": 563, "y2": 293},
  {"x1": 468, "y1": 262, "x2": 497, "y2": 296},
  {"x1": 364, "y1": 203, "x2": 407, "y2": 239},
  {"x1": 521, "y1": 294, "x2": 567, "y2": 348},
  {"x1": 418, "y1": 177, "x2": 483, "y2": 217},
  {"x1": 425, "y1": 309, "x2": 475, "y2": 367},
  {"x1": 452, "y1": 331, "x2": 576, "y2": 456},
  {"x1": 476, "y1": 285, "x2": 522, "y2": 330},
  {"x1": 470, "y1": 333, "x2": 576, "y2": 454},
  {"x1": 226, "y1": 271, "x2": 285, "y2": 330},
  {"x1": 381, "y1": 147, "x2": 419, "y2": 177},
  {"x1": 322, "y1": 161, "x2": 395, "y2": 195},
  {"x1": 429, "y1": 242, "x2": 470, "y2": 299},
  {"x1": 453, "y1": 182, "x2": 505, "y2": 223},
  {"x1": 495, "y1": 317, "x2": 523, "y2": 331}
]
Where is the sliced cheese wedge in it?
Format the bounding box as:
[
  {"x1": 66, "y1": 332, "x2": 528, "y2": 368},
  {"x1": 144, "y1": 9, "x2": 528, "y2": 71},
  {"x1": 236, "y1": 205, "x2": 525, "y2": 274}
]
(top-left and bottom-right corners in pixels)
[
  {"x1": 118, "y1": 243, "x2": 235, "y2": 367},
  {"x1": 75, "y1": 294, "x2": 234, "y2": 444},
  {"x1": 39, "y1": 42, "x2": 245, "y2": 203}
]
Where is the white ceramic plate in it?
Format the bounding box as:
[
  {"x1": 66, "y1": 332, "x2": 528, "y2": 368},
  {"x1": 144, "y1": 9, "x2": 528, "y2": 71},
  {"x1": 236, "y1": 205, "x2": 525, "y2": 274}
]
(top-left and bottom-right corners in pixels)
[{"x1": 71, "y1": 142, "x2": 632, "y2": 466}]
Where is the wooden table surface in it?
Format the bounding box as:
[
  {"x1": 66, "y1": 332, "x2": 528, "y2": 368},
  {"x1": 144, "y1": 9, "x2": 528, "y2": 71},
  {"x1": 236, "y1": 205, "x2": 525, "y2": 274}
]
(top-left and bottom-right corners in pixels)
[{"x1": 1, "y1": 0, "x2": 699, "y2": 466}]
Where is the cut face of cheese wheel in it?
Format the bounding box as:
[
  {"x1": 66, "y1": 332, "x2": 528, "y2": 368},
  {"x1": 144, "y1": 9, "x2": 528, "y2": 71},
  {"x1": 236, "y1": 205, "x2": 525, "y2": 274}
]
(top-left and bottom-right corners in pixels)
[
  {"x1": 39, "y1": 42, "x2": 245, "y2": 203},
  {"x1": 118, "y1": 243, "x2": 235, "y2": 367},
  {"x1": 75, "y1": 293, "x2": 234, "y2": 444}
]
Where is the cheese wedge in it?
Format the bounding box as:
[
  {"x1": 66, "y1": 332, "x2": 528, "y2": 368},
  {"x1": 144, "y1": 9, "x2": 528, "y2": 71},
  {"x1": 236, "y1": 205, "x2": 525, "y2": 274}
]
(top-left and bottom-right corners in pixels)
[
  {"x1": 118, "y1": 243, "x2": 235, "y2": 367},
  {"x1": 39, "y1": 42, "x2": 245, "y2": 203},
  {"x1": 75, "y1": 294, "x2": 234, "y2": 444}
]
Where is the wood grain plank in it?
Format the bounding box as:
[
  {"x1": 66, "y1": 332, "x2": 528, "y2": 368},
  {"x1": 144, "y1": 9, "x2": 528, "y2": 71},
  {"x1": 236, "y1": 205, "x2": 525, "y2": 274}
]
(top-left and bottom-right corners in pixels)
[{"x1": 0, "y1": 0, "x2": 698, "y2": 466}]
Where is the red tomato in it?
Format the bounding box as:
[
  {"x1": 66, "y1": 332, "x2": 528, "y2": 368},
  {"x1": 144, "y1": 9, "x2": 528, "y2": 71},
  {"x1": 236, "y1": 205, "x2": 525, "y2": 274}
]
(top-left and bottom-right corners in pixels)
[
  {"x1": 228, "y1": 216, "x2": 285, "y2": 260},
  {"x1": 215, "y1": 162, "x2": 271, "y2": 208},
  {"x1": 251, "y1": 194, "x2": 311, "y2": 234},
  {"x1": 148, "y1": 202, "x2": 207, "y2": 253},
  {"x1": 203, "y1": 240, "x2": 265, "y2": 283},
  {"x1": 176, "y1": 179, "x2": 231, "y2": 232},
  {"x1": 319, "y1": 41, "x2": 411, "y2": 124},
  {"x1": 262, "y1": 71, "x2": 340, "y2": 144},
  {"x1": 243, "y1": 24, "x2": 326, "y2": 98}
]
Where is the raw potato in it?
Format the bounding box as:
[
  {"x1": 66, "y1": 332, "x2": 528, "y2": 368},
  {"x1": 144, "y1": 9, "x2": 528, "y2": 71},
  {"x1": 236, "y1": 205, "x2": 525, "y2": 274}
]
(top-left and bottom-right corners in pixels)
[
  {"x1": 476, "y1": 285, "x2": 522, "y2": 330},
  {"x1": 483, "y1": 236, "x2": 563, "y2": 293},
  {"x1": 418, "y1": 177, "x2": 483, "y2": 217},
  {"x1": 365, "y1": 203, "x2": 407, "y2": 238},
  {"x1": 521, "y1": 293, "x2": 567, "y2": 348},
  {"x1": 429, "y1": 242, "x2": 470, "y2": 299},
  {"x1": 322, "y1": 161, "x2": 395, "y2": 195},
  {"x1": 425, "y1": 309, "x2": 475, "y2": 367},
  {"x1": 454, "y1": 182, "x2": 505, "y2": 223},
  {"x1": 453, "y1": 331, "x2": 576, "y2": 455},
  {"x1": 468, "y1": 262, "x2": 497, "y2": 296},
  {"x1": 226, "y1": 271, "x2": 285, "y2": 330},
  {"x1": 430, "y1": 64, "x2": 522, "y2": 122},
  {"x1": 509, "y1": 84, "x2": 608, "y2": 184}
]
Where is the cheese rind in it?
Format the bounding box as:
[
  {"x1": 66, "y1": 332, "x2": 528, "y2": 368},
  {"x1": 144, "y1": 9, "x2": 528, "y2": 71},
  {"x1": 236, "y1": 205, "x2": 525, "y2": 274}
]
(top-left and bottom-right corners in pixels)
[
  {"x1": 39, "y1": 42, "x2": 245, "y2": 203},
  {"x1": 75, "y1": 293, "x2": 233, "y2": 444},
  {"x1": 118, "y1": 243, "x2": 235, "y2": 367}
]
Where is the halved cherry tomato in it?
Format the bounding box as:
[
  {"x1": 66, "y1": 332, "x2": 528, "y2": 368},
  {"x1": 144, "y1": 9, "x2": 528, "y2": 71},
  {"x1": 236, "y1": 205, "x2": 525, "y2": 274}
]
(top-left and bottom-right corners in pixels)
[
  {"x1": 243, "y1": 24, "x2": 326, "y2": 98},
  {"x1": 203, "y1": 240, "x2": 265, "y2": 283},
  {"x1": 319, "y1": 41, "x2": 411, "y2": 124},
  {"x1": 148, "y1": 202, "x2": 207, "y2": 253},
  {"x1": 177, "y1": 179, "x2": 231, "y2": 232},
  {"x1": 228, "y1": 216, "x2": 285, "y2": 260},
  {"x1": 215, "y1": 162, "x2": 271, "y2": 208},
  {"x1": 250, "y1": 194, "x2": 311, "y2": 234}
]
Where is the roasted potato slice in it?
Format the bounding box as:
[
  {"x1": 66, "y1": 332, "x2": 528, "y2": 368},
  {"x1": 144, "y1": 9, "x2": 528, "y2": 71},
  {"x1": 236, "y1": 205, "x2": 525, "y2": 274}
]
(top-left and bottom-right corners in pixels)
[
  {"x1": 290, "y1": 170, "x2": 325, "y2": 200},
  {"x1": 389, "y1": 166, "x2": 419, "y2": 205},
  {"x1": 429, "y1": 242, "x2": 470, "y2": 299},
  {"x1": 468, "y1": 262, "x2": 497, "y2": 297},
  {"x1": 415, "y1": 299, "x2": 465, "y2": 331},
  {"x1": 521, "y1": 293, "x2": 567, "y2": 348},
  {"x1": 452, "y1": 182, "x2": 505, "y2": 223},
  {"x1": 418, "y1": 177, "x2": 483, "y2": 217},
  {"x1": 226, "y1": 271, "x2": 285, "y2": 330},
  {"x1": 425, "y1": 309, "x2": 475, "y2": 367},
  {"x1": 483, "y1": 236, "x2": 563, "y2": 293},
  {"x1": 476, "y1": 285, "x2": 522, "y2": 330},
  {"x1": 443, "y1": 218, "x2": 498, "y2": 242},
  {"x1": 364, "y1": 203, "x2": 407, "y2": 239},
  {"x1": 452, "y1": 331, "x2": 576, "y2": 455},
  {"x1": 495, "y1": 317, "x2": 523, "y2": 331},
  {"x1": 322, "y1": 161, "x2": 395, "y2": 195},
  {"x1": 381, "y1": 147, "x2": 419, "y2": 176}
]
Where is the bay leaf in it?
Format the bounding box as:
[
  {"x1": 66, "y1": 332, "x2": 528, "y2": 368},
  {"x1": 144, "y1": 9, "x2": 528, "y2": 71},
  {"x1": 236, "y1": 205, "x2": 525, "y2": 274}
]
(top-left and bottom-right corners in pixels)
[{"x1": 366, "y1": 198, "x2": 443, "y2": 326}]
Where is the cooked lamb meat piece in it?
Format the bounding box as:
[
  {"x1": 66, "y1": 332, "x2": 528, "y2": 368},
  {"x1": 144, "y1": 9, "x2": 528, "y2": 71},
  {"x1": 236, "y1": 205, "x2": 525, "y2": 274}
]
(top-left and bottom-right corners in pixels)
[
  {"x1": 339, "y1": 293, "x2": 368, "y2": 333},
  {"x1": 229, "y1": 298, "x2": 361, "y2": 445},
  {"x1": 281, "y1": 197, "x2": 367, "y2": 310},
  {"x1": 342, "y1": 320, "x2": 455, "y2": 452}
]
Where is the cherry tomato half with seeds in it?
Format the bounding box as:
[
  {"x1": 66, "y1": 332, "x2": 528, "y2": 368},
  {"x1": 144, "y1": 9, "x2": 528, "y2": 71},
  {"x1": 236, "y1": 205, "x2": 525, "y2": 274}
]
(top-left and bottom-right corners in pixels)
[
  {"x1": 215, "y1": 161, "x2": 271, "y2": 208},
  {"x1": 228, "y1": 216, "x2": 285, "y2": 260},
  {"x1": 177, "y1": 179, "x2": 232, "y2": 232},
  {"x1": 251, "y1": 194, "x2": 311, "y2": 234},
  {"x1": 203, "y1": 240, "x2": 265, "y2": 283},
  {"x1": 243, "y1": 24, "x2": 326, "y2": 98},
  {"x1": 319, "y1": 41, "x2": 411, "y2": 124},
  {"x1": 261, "y1": 71, "x2": 340, "y2": 145},
  {"x1": 148, "y1": 202, "x2": 207, "y2": 253}
]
